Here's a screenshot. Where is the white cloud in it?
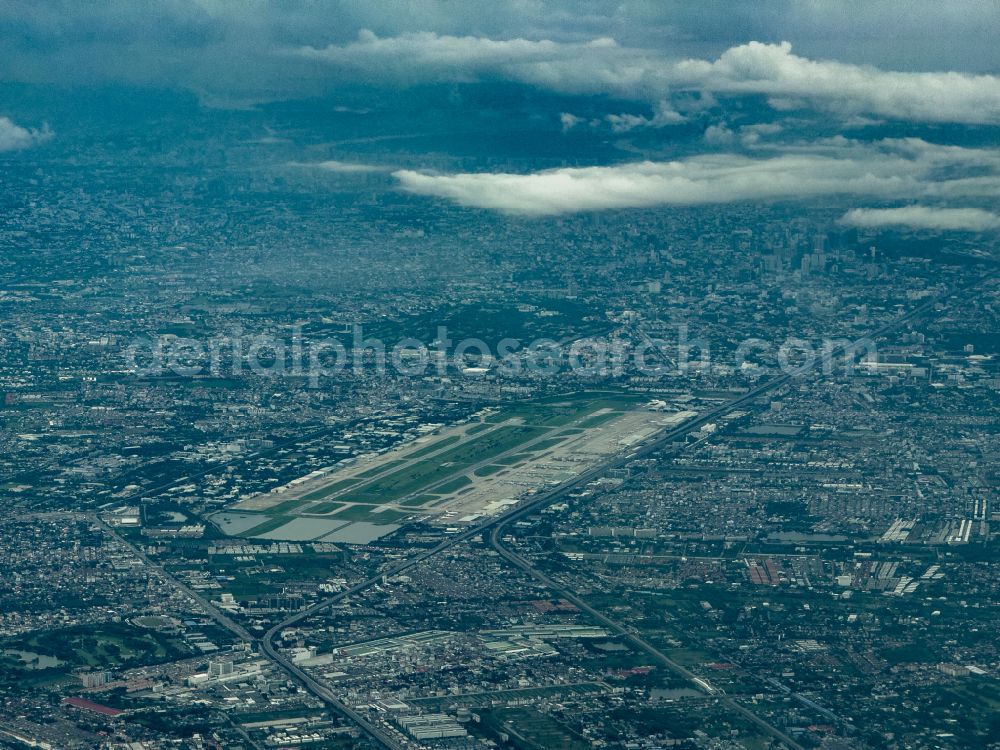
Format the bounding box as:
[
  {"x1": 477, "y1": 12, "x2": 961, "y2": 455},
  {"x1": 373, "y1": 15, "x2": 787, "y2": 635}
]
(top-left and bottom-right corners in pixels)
[
  {"x1": 680, "y1": 41, "x2": 1000, "y2": 124},
  {"x1": 0, "y1": 116, "x2": 52, "y2": 151},
  {"x1": 559, "y1": 112, "x2": 583, "y2": 132},
  {"x1": 297, "y1": 30, "x2": 623, "y2": 88},
  {"x1": 561, "y1": 102, "x2": 685, "y2": 134},
  {"x1": 289, "y1": 159, "x2": 386, "y2": 173},
  {"x1": 840, "y1": 206, "x2": 1000, "y2": 232},
  {"x1": 703, "y1": 123, "x2": 735, "y2": 145},
  {"x1": 605, "y1": 100, "x2": 685, "y2": 132},
  {"x1": 299, "y1": 32, "x2": 1000, "y2": 124},
  {"x1": 738, "y1": 122, "x2": 783, "y2": 146},
  {"x1": 3, "y1": 2, "x2": 1000, "y2": 104},
  {"x1": 393, "y1": 138, "x2": 1000, "y2": 216}
]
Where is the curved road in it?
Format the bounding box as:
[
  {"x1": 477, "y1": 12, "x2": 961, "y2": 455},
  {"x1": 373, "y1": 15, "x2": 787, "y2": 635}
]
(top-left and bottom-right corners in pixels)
[
  {"x1": 253, "y1": 277, "x2": 984, "y2": 749},
  {"x1": 488, "y1": 522, "x2": 808, "y2": 750}
]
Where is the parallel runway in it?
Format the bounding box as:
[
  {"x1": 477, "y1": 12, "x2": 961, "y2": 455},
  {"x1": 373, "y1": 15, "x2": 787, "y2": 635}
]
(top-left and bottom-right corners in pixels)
[{"x1": 247, "y1": 276, "x2": 984, "y2": 749}]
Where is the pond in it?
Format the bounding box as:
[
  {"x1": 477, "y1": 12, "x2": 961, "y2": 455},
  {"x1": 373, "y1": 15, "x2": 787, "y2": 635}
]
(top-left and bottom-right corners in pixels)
[{"x1": 3, "y1": 649, "x2": 64, "y2": 670}]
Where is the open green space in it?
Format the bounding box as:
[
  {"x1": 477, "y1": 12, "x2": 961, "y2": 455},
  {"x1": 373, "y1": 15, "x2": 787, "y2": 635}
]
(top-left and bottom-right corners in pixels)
[
  {"x1": 529, "y1": 436, "x2": 569, "y2": 451},
  {"x1": 406, "y1": 434, "x2": 461, "y2": 458},
  {"x1": 340, "y1": 424, "x2": 543, "y2": 503},
  {"x1": 267, "y1": 497, "x2": 312, "y2": 514},
  {"x1": 300, "y1": 478, "x2": 359, "y2": 502},
  {"x1": 1, "y1": 623, "x2": 192, "y2": 671},
  {"x1": 496, "y1": 452, "x2": 532, "y2": 465},
  {"x1": 332, "y1": 505, "x2": 411, "y2": 523},
  {"x1": 434, "y1": 475, "x2": 473, "y2": 493},
  {"x1": 210, "y1": 552, "x2": 347, "y2": 598},
  {"x1": 949, "y1": 677, "x2": 1000, "y2": 713},
  {"x1": 241, "y1": 515, "x2": 294, "y2": 537},
  {"x1": 400, "y1": 494, "x2": 440, "y2": 506},
  {"x1": 663, "y1": 647, "x2": 712, "y2": 667},
  {"x1": 356, "y1": 459, "x2": 406, "y2": 477},
  {"x1": 217, "y1": 391, "x2": 645, "y2": 539},
  {"x1": 306, "y1": 501, "x2": 344, "y2": 514},
  {"x1": 883, "y1": 643, "x2": 938, "y2": 664}
]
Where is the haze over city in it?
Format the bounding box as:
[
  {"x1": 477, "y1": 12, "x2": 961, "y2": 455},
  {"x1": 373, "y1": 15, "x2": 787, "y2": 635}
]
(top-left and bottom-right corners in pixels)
[{"x1": 0, "y1": 3, "x2": 998, "y2": 750}]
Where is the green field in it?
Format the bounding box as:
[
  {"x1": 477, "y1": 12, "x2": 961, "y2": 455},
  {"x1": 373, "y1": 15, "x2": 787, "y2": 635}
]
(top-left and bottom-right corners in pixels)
[
  {"x1": 300, "y1": 478, "x2": 360, "y2": 502},
  {"x1": 267, "y1": 497, "x2": 312, "y2": 514},
  {"x1": 356, "y1": 459, "x2": 406, "y2": 477},
  {"x1": 407, "y1": 434, "x2": 462, "y2": 458},
  {"x1": 1, "y1": 623, "x2": 192, "y2": 671},
  {"x1": 400, "y1": 494, "x2": 440, "y2": 506},
  {"x1": 338, "y1": 424, "x2": 545, "y2": 503},
  {"x1": 219, "y1": 392, "x2": 645, "y2": 537},
  {"x1": 529, "y1": 436, "x2": 570, "y2": 451},
  {"x1": 306, "y1": 501, "x2": 344, "y2": 514},
  {"x1": 434, "y1": 475, "x2": 473, "y2": 494},
  {"x1": 496, "y1": 453, "x2": 531, "y2": 465},
  {"x1": 242, "y1": 515, "x2": 294, "y2": 536},
  {"x1": 664, "y1": 647, "x2": 712, "y2": 667},
  {"x1": 331, "y1": 392, "x2": 641, "y2": 505},
  {"x1": 332, "y1": 505, "x2": 411, "y2": 523}
]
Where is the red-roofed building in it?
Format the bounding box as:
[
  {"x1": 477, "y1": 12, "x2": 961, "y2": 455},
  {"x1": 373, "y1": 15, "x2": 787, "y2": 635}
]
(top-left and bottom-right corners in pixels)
[{"x1": 62, "y1": 697, "x2": 123, "y2": 717}]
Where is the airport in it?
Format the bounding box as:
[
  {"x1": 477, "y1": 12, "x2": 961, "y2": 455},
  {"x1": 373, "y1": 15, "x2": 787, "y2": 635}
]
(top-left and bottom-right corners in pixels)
[{"x1": 210, "y1": 393, "x2": 697, "y2": 543}]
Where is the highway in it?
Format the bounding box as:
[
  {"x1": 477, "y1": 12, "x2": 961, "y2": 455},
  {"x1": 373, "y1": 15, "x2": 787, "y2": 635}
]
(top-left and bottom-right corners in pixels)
[
  {"x1": 257, "y1": 367, "x2": 802, "y2": 748},
  {"x1": 218, "y1": 277, "x2": 981, "y2": 749},
  {"x1": 97, "y1": 516, "x2": 412, "y2": 747},
  {"x1": 95, "y1": 515, "x2": 256, "y2": 643},
  {"x1": 487, "y1": 522, "x2": 808, "y2": 750}
]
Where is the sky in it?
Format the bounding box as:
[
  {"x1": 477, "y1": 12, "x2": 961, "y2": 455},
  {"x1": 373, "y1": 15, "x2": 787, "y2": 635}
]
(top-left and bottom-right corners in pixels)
[{"x1": 1, "y1": 1, "x2": 998, "y2": 228}]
